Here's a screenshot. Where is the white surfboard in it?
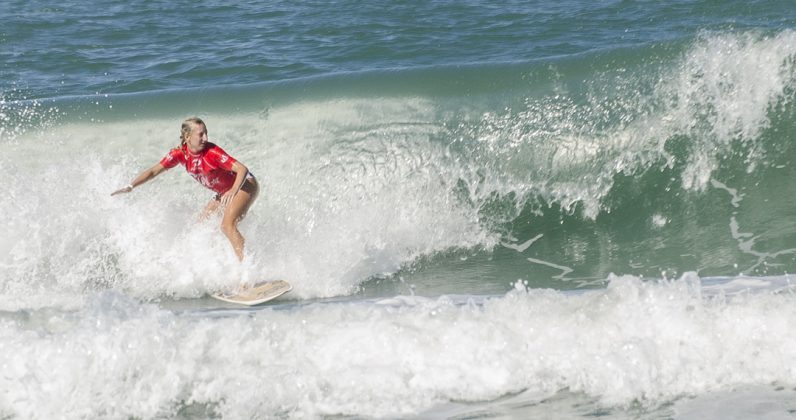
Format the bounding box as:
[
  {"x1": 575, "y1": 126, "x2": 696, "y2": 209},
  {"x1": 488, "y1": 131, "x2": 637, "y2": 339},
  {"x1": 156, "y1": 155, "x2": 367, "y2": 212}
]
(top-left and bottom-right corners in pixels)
[{"x1": 211, "y1": 280, "x2": 292, "y2": 306}]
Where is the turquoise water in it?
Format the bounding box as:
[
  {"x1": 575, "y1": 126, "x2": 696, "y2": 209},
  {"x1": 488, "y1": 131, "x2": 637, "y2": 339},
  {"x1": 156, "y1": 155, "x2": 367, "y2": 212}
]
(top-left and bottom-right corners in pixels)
[{"x1": 3, "y1": 1, "x2": 796, "y2": 419}]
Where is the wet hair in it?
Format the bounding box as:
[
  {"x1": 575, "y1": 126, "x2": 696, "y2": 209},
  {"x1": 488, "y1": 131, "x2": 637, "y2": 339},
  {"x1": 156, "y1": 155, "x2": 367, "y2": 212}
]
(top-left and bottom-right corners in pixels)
[{"x1": 180, "y1": 117, "x2": 206, "y2": 145}]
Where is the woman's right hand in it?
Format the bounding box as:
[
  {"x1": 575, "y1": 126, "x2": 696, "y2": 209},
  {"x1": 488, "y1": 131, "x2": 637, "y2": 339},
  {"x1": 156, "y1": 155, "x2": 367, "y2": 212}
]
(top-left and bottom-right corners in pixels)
[{"x1": 110, "y1": 163, "x2": 165, "y2": 197}]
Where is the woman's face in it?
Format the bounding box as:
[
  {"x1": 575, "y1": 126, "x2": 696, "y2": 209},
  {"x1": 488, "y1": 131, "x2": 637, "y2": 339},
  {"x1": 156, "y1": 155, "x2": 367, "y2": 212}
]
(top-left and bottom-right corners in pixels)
[{"x1": 185, "y1": 123, "x2": 208, "y2": 153}]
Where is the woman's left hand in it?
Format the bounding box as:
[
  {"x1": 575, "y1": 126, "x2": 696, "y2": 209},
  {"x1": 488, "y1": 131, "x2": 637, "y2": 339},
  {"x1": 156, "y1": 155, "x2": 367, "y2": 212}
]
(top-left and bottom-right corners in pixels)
[{"x1": 220, "y1": 190, "x2": 237, "y2": 207}]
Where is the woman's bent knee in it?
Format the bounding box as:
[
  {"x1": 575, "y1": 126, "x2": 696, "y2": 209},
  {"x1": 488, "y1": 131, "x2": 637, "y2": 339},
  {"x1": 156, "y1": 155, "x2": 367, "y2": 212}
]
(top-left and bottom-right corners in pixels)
[{"x1": 220, "y1": 221, "x2": 237, "y2": 237}]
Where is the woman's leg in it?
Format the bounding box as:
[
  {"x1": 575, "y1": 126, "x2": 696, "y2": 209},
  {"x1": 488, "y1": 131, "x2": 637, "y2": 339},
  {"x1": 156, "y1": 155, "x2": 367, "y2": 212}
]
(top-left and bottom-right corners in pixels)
[
  {"x1": 220, "y1": 178, "x2": 260, "y2": 261},
  {"x1": 199, "y1": 196, "x2": 222, "y2": 222}
]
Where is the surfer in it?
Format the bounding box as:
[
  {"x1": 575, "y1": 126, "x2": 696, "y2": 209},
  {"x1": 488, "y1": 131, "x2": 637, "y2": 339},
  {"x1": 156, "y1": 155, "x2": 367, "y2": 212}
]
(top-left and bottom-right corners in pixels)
[{"x1": 111, "y1": 117, "x2": 259, "y2": 261}]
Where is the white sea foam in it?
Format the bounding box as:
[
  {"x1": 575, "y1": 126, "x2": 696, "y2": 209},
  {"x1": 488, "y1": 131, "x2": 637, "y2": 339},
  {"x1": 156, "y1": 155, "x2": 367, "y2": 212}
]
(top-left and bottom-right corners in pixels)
[
  {"x1": 1, "y1": 273, "x2": 794, "y2": 418},
  {"x1": 459, "y1": 30, "x2": 796, "y2": 218},
  {"x1": 667, "y1": 31, "x2": 796, "y2": 190},
  {"x1": 0, "y1": 98, "x2": 494, "y2": 308}
]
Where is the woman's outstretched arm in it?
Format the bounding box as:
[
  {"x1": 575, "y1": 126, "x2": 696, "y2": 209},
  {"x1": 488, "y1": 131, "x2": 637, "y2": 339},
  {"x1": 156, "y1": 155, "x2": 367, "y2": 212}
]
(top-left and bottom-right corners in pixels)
[{"x1": 111, "y1": 163, "x2": 168, "y2": 196}]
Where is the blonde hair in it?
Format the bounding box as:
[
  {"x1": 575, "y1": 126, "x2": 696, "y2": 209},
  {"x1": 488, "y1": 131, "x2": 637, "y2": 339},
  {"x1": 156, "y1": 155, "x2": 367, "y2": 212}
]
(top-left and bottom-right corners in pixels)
[{"x1": 179, "y1": 117, "x2": 206, "y2": 145}]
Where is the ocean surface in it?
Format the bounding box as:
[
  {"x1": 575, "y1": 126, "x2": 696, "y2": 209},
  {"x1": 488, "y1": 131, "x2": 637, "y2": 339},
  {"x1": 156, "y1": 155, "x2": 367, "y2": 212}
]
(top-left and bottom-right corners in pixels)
[{"x1": 2, "y1": 0, "x2": 796, "y2": 418}]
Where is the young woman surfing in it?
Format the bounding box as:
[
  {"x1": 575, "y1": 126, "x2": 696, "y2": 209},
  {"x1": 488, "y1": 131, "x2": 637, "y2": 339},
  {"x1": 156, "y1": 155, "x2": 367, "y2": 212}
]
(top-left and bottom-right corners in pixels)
[{"x1": 112, "y1": 117, "x2": 259, "y2": 261}]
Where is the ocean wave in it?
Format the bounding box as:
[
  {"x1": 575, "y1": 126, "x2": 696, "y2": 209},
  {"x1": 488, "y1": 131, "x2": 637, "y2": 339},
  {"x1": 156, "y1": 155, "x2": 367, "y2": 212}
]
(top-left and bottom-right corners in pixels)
[
  {"x1": 2, "y1": 273, "x2": 794, "y2": 418},
  {"x1": 2, "y1": 30, "x2": 796, "y2": 302}
]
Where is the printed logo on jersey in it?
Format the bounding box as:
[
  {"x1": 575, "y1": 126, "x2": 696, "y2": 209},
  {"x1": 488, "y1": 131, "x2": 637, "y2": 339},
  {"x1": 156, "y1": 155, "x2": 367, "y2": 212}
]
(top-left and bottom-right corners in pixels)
[{"x1": 219, "y1": 154, "x2": 229, "y2": 163}]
